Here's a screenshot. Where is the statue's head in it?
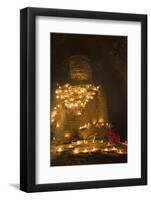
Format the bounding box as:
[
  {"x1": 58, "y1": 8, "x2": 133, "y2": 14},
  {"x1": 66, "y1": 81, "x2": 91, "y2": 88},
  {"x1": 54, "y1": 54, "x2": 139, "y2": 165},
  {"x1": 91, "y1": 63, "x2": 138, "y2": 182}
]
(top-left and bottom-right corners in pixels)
[{"x1": 69, "y1": 55, "x2": 92, "y2": 83}]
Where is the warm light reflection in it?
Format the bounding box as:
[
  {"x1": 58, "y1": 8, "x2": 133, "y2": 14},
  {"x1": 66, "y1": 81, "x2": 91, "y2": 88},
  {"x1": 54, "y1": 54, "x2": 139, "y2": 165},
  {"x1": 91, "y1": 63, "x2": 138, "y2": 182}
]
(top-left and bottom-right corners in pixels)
[{"x1": 56, "y1": 122, "x2": 60, "y2": 128}]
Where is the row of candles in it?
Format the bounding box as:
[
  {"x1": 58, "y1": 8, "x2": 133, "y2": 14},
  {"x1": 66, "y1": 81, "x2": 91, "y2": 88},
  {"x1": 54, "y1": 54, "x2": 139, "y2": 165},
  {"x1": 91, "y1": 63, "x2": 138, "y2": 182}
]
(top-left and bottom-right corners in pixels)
[
  {"x1": 79, "y1": 121, "x2": 111, "y2": 130},
  {"x1": 52, "y1": 140, "x2": 127, "y2": 156}
]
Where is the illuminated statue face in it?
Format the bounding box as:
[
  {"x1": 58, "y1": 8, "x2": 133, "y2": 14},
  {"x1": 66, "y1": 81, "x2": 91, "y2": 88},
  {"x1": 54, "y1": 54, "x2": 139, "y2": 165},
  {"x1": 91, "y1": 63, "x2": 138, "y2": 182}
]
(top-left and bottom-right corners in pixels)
[{"x1": 69, "y1": 55, "x2": 92, "y2": 82}]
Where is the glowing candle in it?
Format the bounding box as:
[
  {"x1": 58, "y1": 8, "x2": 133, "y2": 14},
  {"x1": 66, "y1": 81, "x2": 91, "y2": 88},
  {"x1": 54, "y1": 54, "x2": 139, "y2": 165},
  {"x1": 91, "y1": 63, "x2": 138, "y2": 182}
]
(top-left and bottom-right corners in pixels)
[
  {"x1": 112, "y1": 146, "x2": 117, "y2": 151},
  {"x1": 77, "y1": 140, "x2": 82, "y2": 145},
  {"x1": 104, "y1": 148, "x2": 108, "y2": 152},
  {"x1": 57, "y1": 147, "x2": 63, "y2": 152},
  {"x1": 64, "y1": 132, "x2": 70, "y2": 138},
  {"x1": 77, "y1": 111, "x2": 81, "y2": 115},
  {"x1": 73, "y1": 148, "x2": 79, "y2": 154},
  {"x1": 117, "y1": 149, "x2": 123, "y2": 154},
  {"x1": 68, "y1": 144, "x2": 73, "y2": 148},
  {"x1": 83, "y1": 149, "x2": 88, "y2": 153},
  {"x1": 92, "y1": 148, "x2": 97, "y2": 152}
]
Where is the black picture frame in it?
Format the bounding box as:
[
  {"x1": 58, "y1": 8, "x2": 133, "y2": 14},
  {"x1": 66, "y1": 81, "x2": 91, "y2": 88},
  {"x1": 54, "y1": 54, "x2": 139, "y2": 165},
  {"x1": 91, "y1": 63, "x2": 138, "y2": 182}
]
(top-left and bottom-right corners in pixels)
[{"x1": 20, "y1": 7, "x2": 147, "y2": 192}]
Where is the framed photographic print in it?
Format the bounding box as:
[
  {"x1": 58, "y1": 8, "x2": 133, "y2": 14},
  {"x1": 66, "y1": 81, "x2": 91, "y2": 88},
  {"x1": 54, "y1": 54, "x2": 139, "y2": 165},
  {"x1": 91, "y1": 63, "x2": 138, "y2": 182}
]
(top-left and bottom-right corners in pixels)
[{"x1": 20, "y1": 7, "x2": 147, "y2": 192}]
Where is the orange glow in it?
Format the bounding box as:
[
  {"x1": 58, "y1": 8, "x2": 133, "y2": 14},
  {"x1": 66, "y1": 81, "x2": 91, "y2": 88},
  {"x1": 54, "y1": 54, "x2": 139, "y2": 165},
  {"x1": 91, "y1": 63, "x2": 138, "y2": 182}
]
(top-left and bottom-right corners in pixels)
[
  {"x1": 103, "y1": 148, "x2": 109, "y2": 152},
  {"x1": 83, "y1": 149, "x2": 88, "y2": 153},
  {"x1": 64, "y1": 132, "x2": 70, "y2": 138},
  {"x1": 57, "y1": 147, "x2": 63, "y2": 152},
  {"x1": 117, "y1": 149, "x2": 123, "y2": 154},
  {"x1": 76, "y1": 140, "x2": 82, "y2": 145},
  {"x1": 73, "y1": 148, "x2": 79, "y2": 154},
  {"x1": 91, "y1": 148, "x2": 97, "y2": 152}
]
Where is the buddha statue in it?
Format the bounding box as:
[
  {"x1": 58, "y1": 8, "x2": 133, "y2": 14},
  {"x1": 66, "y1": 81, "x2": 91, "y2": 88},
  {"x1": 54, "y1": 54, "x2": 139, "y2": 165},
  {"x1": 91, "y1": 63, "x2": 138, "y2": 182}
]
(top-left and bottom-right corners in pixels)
[{"x1": 51, "y1": 55, "x2": 108, "y2": 144}]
